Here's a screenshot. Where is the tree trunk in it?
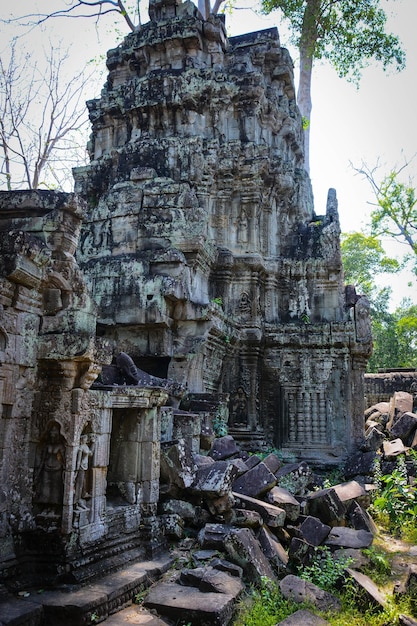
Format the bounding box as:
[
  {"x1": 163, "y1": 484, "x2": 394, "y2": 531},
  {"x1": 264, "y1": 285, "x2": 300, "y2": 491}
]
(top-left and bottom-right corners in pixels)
[{"x1": 297, "y1": 0, "x2": 321, "y2": 174}]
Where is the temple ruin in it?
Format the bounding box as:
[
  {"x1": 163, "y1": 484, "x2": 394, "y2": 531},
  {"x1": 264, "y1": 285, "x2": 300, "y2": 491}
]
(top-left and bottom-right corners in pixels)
[{"x1": 0, "y1": 0, "x2": 371, "y2": 590}]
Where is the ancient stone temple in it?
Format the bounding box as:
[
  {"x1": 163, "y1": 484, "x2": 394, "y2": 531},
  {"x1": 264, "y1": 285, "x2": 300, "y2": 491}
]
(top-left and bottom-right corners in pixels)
[{"x1": 0, "y1": 0, "x2": 371, "y2": 589}]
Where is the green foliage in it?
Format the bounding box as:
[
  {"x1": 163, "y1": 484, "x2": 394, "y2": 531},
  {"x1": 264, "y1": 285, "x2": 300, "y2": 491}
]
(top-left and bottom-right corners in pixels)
[
  {"x1": 213, "y1": 407, "x2": 228, "y2": 437},
  {"x1": 362, "y1": 546, "x2": 392, "y2": 584},
  {"x1": 341, "y1": 232, "x2": 400, "y2": 296},
  {"x1": 233, "y1": 576, "x2": 301, "y2": 626},
  {"x1": 371, "y1": 455, "x2": 417, "y2": 536},
  {"x1": 260, "y1": 0, "x2": 405, "y2": 83},
  {"x1": 211, "y1": 297, "x2": 223, "y2": 306},
  {"x1": 298, "y1": 547, "x2": 353, "y2": 591}
]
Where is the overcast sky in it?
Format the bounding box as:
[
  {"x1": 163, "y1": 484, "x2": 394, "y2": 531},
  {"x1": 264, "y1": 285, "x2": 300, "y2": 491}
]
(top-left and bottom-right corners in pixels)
[{"x1": 2, "y1": 0, "x2": 416, "y2": 305}]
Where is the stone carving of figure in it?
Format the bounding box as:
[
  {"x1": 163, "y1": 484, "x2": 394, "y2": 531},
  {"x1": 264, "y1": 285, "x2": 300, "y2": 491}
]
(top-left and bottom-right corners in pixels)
[
  {"x1": 74, "y1": 434, "x2": 95, "y2": 511},
  {"x1": 354, "y1": 296, "x2": 372, "y2": 344},
  {"x1": 237, "y1": 210, "x2": 248, "y2": 244},
  {"x1": 230, "y1": 386, "x2": 248, "y2": 428},
  {"x1": 34, "y1": 423, "x2": 65, "y2": 515}
]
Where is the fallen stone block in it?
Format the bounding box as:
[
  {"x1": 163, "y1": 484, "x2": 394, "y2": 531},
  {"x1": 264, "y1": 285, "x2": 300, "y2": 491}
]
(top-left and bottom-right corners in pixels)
[
  {"x1": 383, "y1": 438, "x2": 407, "y2": 459},
  {"x1": 192, "y1": 460, "x2": 239, "y2": 497},
  {"x1": 245, "y1": 454, "x2": 262, "y2": 469},
  {"x1": 159, "y1": 499, "x2": 196, "y2": 522},
  {"x1": 210, "y1": 557, "x2": 243, "y2": 578},
  {"x1": 206, "y1": 493, "x2": 236, "y2": 517},
  {"x1": 160, "y1": 439, "x2": 196, "y2": 495},
  {"x1": 232, "y1": 461, "x2": 277, "y2": 498},
  {"x1": 306, "y1": 488, "x2": 346, "y2": 525},
  {"x1": 288, "y1": 537, "x2": 316, "y2": 565},
  {"x1": 388, "y1": 392, "x2": 414, "y2": 428},
  {"x1": 257, "y1": 525, "x2": 289, "y2": 568},
  {"x1": 144, "y1": 582, "x2": 235, "y2": 626},
  {"x1": 103, "y1": 605, "x2": 172, "y2": 625},
  {"x1": 267, "y1": 486, "x2": 300, "y2": 522},
  {"x1": 228, "y1": 508, "x2": 263, "y2": 528},
  {"x1": 262, "y1": 452, "x2": 283, "y2": 474},
  {"x1": 179, "y1": 566, "x2": 244, "y2": 596},
  {"x1": 346, "y1": 568, "x2": 387, "y2": 608},
  {"x1": 344, "y1": 451, "x2": 378, "y2": 479},
  {"x1": 233, "y1": 492, "x2": 286, "y2": 527},
  {"x1": 347, "y1": 501, "x2": 378, "y2": 534},
  {"x1": 325, "y1": 527, "x2": 373, "y2": 549},
  {"x1": 334, "y1": 548, "x2": 368, "y2": 570},
  {"x1": 389, "y1": 411, "x2": 417, "y2": 442},
  {"x1": 399, "y1": 615, "x2": 417, "y2": 626},
  {"x1": 193, "y1": 453, "x2": 215, "y2": 468},
  {"x1": 198, "y1": 523, "x2": 233, "y2": 550},
  {"x1": 208, "y1": 435, "x2": 240, "y2": 461},
  {"x1": 160, "y1": 513, "x2": 184, "y2": 538},
  {"x1": 332, "y1": 480, "x2": 368, "y2": 507},
  {"x1": 362, "y1": 426, "x2": 386, "y2": 452},
  {"x1": 277, "y1": 609, "x2": 331, "y2": 625},
  {"x1": 224, "y1": 527, "x2": 277, "y2": 585},
  {"x1": 275, "y1": 462, "x2": 313, "y2": 495},
  {"x1": 299, "y1": 516, "x2": 331, "y2": 546},
  {"x1": 364, "y1": 402, "x2": 390, "y2": 420},
  {"x1": 279, "y1": 575, "x2": 341, "y2": 612}
]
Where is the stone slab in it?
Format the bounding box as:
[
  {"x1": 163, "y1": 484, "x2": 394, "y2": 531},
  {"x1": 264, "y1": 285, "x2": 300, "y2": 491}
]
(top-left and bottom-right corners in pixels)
[
  {"x1": 144, "y1": 582, "x2": 235, "y2": 625},
  {"x1": 103, "y1": 605, "x2": 171, "y2": 624},
  {"x1": 0, "y1": 598, "x2": 43, "y2": 626},
  {"x1": 277, "y1": 608, "x2": 330, "y2": 625},
  {"x1": 325, "y1": 527, "x2": 373, "y2": 549}
]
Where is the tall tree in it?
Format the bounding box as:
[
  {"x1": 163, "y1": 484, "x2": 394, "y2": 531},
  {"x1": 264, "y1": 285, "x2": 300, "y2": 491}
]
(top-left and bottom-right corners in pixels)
[
  {"x1": 0, "y1": 40, "x2": 96, "y2": 191},
  {"x1": 354, "y1": 159, "x2": 417, "y2": 274},
  {"x1": 260, "y1": 0, "x2": 405, "y2": 172}
]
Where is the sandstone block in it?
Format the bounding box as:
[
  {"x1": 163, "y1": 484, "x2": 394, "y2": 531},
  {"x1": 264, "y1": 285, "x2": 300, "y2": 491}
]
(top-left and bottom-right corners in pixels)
[
  {"x1": 331, "y1": 480, "x2": 367, "y2": 507},
  {"x1": 275, "y1": 462, "x2": 313, "y2": 495},
  {"x1": 262, "y1": 452, "x2": 283, "y2": 474},
  {"x1": 299, "y1": 515, "x2": 331, "y2": 546},
  {"x1": 267, "y1": 486, "x2": 300, "y2": 522},
  {"x1": 280, "y1": 575, "x2": 341, "y2": 612},
  {"x1": 179, "y1": 566, "x2": 244, "y2": 596},
  {"x1": 306, "y1": 488, "x2": 346, "y2": 525},
  {"x1": 344, "y1": 451, "x2": 378, "y2": 478},
  {"x1": 346, "y1": 568, "x2": 387, "y2": 608},
  {"x1": 224, "y1": 527, "x2": 277, "y2": 585},
  {"x1": 208, "y1": 435, "x2": 240, "y2": 461},
  {"x1": 198, "y1": 523, "x2": 233, "y2": 550},
  {"x1": 288, "y1": 537, "x2": 316, "y2": 565},
  {"x1": 257, "y1": 525, "x2": 289, "y2": 567},
  {"x1": 192, "y1": 460, "x2": 239, "y2": 497},
  {"x1": 233, "y1": 492, "x2": 286, "y2": 527},
  {"x1": 232, "y1": 461, "x2": 277, "y2": 498},
  {"x1": 347, "y1": 501, "x2": 378, "y2": 534},
  {"x1": 389, "y1": 411, "x2": 417, "y2": 442},
  {"x1": 144, "y1": 582, "x2": 235, "y2": 625},
  {"x1": 277, "y1": 608, "x2": 330, "y2": 625},
  {"x1": 228, "y1": 508, "x2": 263, "y2": 528},
  {"x1": 383, "y1": 438, "x2": 407, "y2": 459},
  {"x1": 210, "y1": 557, "x2": 243, "y2": 578},
  {"x1": 325, "y1": 527, "x2": 373, "y2": 549}
]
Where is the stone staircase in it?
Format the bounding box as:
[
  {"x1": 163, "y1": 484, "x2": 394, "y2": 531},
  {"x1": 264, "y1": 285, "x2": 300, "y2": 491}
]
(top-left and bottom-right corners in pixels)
[{"x1": 0, "y1": 555, "x2": 173, "y2": 626}]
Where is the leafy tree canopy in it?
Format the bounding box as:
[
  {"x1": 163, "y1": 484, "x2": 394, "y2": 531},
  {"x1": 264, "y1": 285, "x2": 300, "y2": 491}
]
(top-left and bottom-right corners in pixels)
[{"x1": 261, "y1": 0, "x2": 405, "y2": 83}]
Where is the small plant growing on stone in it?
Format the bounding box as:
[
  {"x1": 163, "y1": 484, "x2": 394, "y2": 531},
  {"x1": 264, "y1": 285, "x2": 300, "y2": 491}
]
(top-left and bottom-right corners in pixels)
[
  {"x1": 233, "y1": 576, "x2": 301, "y2": 626},
  {"x1": 90, "y1": 611, "x2": 99, "y2": 624},
  {"x1": 298, "y1": 547, "x2": 353, "y2": 592},
  {"x1": 362, "y1": 546, "x2": 392, "y2": 584},
  {"x1": 211, "y1": 297, "x2": 223, "y2": 306},
  {"x1": 371, "y1": 454, "x2": 417, "y2": 536},
  {"x1": 133, "y1": 585, "x2": 146, "y2": 604},
  {"x1": 213, "y1": 408, "x2": 228, "y2": 437}
]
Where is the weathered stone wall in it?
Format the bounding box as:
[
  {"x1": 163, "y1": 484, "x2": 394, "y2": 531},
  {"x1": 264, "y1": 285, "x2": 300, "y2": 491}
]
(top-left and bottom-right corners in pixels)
[
  {"x1": 74, "y1": 0, "x2": 371, "y2": 463},
  {"x1": 0, "y1": 191, "x2": 168, "y2": 587},
  {"x1": 365, "y1": 370, "x2": 417, "y2": 407}
]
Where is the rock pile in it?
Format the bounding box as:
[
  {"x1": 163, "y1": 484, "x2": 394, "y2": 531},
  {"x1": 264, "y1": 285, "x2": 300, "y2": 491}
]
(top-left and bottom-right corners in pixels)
[{"x1": 143, "y1": 434, "x2": 378, "y2": 624}]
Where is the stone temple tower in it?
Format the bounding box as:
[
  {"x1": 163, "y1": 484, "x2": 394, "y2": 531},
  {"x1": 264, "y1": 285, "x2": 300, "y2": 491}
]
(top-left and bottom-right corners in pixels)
[{"x1": 74, "y1": 0, "x2": 372, "y2": 464}]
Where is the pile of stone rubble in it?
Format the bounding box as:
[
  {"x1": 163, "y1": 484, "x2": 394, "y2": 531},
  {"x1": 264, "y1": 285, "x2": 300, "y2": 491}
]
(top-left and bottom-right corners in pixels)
[{"x1": 141, "y1": 389, "x2": 417, "y2": 625}]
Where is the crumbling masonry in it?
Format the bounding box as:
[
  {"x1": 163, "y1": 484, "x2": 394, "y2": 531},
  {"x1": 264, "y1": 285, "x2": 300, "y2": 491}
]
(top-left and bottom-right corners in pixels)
[{"x1": 0, "y1": 0, "x2": 371, "y2": 588}]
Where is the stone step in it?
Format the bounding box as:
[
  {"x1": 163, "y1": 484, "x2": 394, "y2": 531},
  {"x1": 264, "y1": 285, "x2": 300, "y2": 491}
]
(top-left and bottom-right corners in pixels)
[
  {"x1": 144, "y1": 581, "x2": 236, "y2": 626},
  {"x1": 0, "y1": 555, "x2": 173, "y2": 626}
]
